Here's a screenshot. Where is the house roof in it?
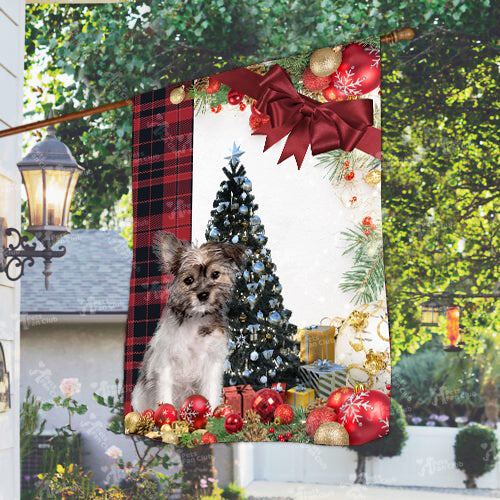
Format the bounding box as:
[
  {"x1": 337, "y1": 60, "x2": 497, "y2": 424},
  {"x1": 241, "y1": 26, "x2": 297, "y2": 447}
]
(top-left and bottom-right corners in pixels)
[{"x1": 21, "y1": 230, "x2": 132, "y2": 314}]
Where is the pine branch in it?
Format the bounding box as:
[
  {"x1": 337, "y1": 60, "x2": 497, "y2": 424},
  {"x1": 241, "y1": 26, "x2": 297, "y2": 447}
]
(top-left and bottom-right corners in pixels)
[
  {"x1": 274, "y1": 50, "x2": 312, "y2": 85},
  {"x1": 357, "y1": 35, "x2": 381, "y2": 49},
  {"x1": 188, "y1": 83, "x2": 231, "y2": 115}
]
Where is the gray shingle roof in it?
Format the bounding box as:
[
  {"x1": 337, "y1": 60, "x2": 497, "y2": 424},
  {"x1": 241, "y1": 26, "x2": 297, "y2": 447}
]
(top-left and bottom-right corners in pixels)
[{"x1": 21, "y1": 230, "x2": 132, "y2": 314}]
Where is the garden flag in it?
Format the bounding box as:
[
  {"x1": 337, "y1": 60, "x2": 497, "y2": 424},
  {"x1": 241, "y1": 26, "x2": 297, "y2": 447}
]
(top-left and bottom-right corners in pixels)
[{"x1": 124, "y1": 38, "x2": 391, "y2": 447}]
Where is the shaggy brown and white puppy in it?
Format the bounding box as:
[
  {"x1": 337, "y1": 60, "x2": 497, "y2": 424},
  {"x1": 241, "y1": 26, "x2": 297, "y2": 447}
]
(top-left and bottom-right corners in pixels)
[{"x1": 131, "y1": 232, "x2": 245, "y2": 413}]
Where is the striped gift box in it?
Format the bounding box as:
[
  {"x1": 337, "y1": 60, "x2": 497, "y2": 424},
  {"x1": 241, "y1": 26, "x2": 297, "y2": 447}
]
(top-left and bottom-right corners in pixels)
[{"x1": 298, "y1": 360, "x2": 347, "y2": 399}]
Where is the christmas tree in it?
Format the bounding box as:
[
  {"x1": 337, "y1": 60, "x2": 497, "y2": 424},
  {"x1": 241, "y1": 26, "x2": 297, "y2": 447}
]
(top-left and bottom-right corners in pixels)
[{"x1": 205, "y1": 143, "x2": 300, "y2": 389}]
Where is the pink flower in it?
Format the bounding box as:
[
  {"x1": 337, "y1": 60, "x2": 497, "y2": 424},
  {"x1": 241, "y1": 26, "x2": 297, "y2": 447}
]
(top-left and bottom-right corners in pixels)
[
  {"x1": 59, "y1": 378, "x2": 81, "y2": 398},
  {"x1": 200, "y1": 478, "x2": 208, "y2": 489},
  {"x1": 105, "y1": 445, "x2": 123, "y2": 460}
]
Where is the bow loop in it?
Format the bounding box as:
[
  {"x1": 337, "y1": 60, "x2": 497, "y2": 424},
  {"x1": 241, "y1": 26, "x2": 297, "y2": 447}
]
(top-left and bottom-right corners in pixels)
[{"x1": 252, "y1": 65, "x2": 374, "y2": 168}]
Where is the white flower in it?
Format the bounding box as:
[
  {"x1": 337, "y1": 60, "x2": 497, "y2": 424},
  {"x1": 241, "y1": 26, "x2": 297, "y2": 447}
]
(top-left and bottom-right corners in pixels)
[
  {"x1": 105, "y1": 445, "x2": 123, "y2": 460},
  {"x1": 59, "y1": 378, "x2": 81, "y2": 398}
]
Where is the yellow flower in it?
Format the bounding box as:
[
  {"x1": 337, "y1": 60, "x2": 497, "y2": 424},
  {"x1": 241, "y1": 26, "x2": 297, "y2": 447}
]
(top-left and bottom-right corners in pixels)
[
  {"x1": 68, "y1": 463, "x2": 74, "y2": 474},
  {"x1": 56, "y1": 464, "x2": 65, "y2": 474},
  {"x1": 37, "y1": 473, "x2": 44, "y2": 480}
]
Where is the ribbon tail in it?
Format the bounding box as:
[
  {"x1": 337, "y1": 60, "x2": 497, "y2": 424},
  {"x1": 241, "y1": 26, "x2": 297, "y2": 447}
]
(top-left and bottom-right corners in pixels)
[{"x1": 278, "y1": 120, "x2": 310, "y2": 169}]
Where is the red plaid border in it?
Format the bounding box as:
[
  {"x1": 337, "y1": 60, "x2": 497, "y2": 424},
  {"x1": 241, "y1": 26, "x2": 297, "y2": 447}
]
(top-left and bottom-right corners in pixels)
[{"x1": 124, "y1": 85, "x2": 193, "y2": 414}]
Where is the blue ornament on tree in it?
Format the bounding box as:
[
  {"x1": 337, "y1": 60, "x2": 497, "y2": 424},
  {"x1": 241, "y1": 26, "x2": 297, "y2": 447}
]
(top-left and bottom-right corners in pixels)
[
  {"x1": 248, "y1": 295, "x2": 257, "y2": 309},
  {"x1": 232, "y1": 235, "x2": 239, "y2": 244},
  {"x1": 257, "y1": 311, "x2": 264, "y2": 321},
  {"x1": 250, "y1": 351, "x2": 259, "y2": 361},
  {"x1": 263, "y1": 349, "x2": 274, "y2": 360},
  {"x1": 253, "y1": 261, "x2": 265, "y2": 273},
  {"x1": 242, "y1": 178, "x2": 252, "y2": 192},
  {"x1": 260, "y1": 375, "x2": 268, "y2": 384},
  {"x1": 243, "y1": 270, "x2": 251, "y2": 282},
  {"x1": 224, "y1": 219, "x2": 230, "y2": 227},
  {"x1": 269, "y1": 311, "x2": 281, "y2": 324},
  {"x1": 250, "y1": 215, "x2": 261, "y2": 225},
  {"x1": 256, "y1": 234, "x2": 266, "y2": 244},
  {"x1": 247, "y1": 283, "x2": 259, "y2": 293},
  {"x1": 209, "y1": 227, "x2": 221, "y2": 240},
  {"x1": 239, "y1": 205, "x2": 249, "y2": 215}
]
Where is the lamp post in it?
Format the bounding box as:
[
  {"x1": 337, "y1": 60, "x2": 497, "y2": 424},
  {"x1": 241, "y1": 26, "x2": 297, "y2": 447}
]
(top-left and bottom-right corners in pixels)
[
  {"x1": 420, "y1": 299, "x2": 440, "y2": 327},
  {"x1": 0, "y1": 125, "x2": 83, "y2": 289}
]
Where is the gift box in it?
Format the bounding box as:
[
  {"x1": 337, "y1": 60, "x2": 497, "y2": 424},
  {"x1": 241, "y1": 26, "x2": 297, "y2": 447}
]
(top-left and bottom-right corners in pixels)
[
  {"x1": 299, "y1": 360, "x2": 347, "y2": 399},
  {"x1": 223, "y1": 385, "x2": 255, "y2": 415},
  {"x1": 285, "y1": 385, "x2": 315, "y2": 407},
  {"x1": 271, "y1": 382, "x2": 287, "y2": 395},
  {"x1": 296, "y1": 320, "x2": 337, "y2": 363}
]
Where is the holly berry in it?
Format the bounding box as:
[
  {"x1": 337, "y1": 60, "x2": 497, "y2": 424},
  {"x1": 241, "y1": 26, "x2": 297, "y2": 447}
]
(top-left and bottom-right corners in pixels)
[
  {"x1": 211, "y1": 105, "x2": 222, "y2": 113},
  {"x1": 386, "y1": 384, "x2": 391, "y2": 390},
  {"x1": 239, "y1": 103, "x2": 247, "y2": 111},
  {"x1": 365, "y1": 229, "x2": 371, "y2": 236},
  {"x1": 387, "y1": 392, "x2": 391, "y2": 397},
  {"x1": 206, "y1": 77, "x2": 221, "y2": 94},
  {"x1": 352, "y1": 196, "x2": 357, "y2": 202},
  {"x1": 344, "y1": 171, "x2": 355, "y2": 181},
  {"x1": 344, "y1": 160, "x2": 350, "y2": 167},
  {"x1": 285, "y1": 432, "x2": 292, "y2": 439},
  {"x1": 269, "y1": 427, "x2": 274, "y2": 433},
  {"x1": 278, "y1": 434, "x2": 284, "y2": 440},
  {"x1": 362, "y1": 216, "x2": 373, "y2": 227}
]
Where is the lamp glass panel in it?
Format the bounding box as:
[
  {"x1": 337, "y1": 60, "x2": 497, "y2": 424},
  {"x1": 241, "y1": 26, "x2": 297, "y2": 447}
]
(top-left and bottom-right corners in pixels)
[
  {"x1": 21, "y1": 169, "x2": 44, "y2": 227},
  {"x1": 62, "y1": 171, "x2": 80, "y2": 226},
  {"x1": 44, "y1": 169, "x2": 72, "y2": 226}
]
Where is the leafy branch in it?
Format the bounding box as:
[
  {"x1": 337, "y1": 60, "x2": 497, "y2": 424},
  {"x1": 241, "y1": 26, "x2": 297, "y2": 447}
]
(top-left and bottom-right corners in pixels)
[{"x1": 340, "y1": 223, "x2": 385, "y2": 305}]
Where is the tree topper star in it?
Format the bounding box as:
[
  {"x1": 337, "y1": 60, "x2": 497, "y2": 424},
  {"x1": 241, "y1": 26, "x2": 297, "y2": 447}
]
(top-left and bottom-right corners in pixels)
[{"x1": 225, "y1": 142, "x2": 245, "y2": 165}]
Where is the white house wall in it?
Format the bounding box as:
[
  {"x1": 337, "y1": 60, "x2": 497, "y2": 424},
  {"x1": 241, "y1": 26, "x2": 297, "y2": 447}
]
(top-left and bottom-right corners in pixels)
[{"x1": 0, "y1": 1, "x2": 24, "y2": 499}]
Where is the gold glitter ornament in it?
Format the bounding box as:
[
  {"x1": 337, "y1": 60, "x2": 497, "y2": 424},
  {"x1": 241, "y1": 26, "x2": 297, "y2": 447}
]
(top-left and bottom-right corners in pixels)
[
  {"x1": 170, "y1": 85, "x2": 185, "y2": 105},
  {"x1": 353, "y1": 383, "x2": 366, "y2": 393},
  {"x1": 266, "y1": 333, "x2": 272, "y2": 340},
  {"x1": 145, "y1": 430, "x2": 161, "y2": 439},
  {"x1": 314, "y1": 421, "x2": 350, "y2": 446},
  {"x1": 273, "y1": 416, "x2": 283, "y2": 426},
  {"x1": 365, "y1": 170, "x2": 382, "y2": 186},
  {"x1": 162, "y1": 430, "x2": 179, "y2": 445},
  {"x1": 309, "y1": 46, "x2": 342, "y2": 77},
  {"x1": 124, "y1": 411, "x2": 140, "y2": 434}
]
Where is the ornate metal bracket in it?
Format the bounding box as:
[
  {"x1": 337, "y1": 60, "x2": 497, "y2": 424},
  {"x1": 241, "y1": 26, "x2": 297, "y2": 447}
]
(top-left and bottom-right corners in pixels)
[{"x1": 0, "y1": 218, "x2": 66, "y2": 290}]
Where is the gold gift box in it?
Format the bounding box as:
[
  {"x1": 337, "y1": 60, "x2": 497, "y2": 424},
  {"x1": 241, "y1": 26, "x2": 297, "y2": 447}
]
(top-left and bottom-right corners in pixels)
[
  {"x1": 296, "y1": 323, "x2": 337, "y2": 363},
  {"x1": 285, "y1": 386, "x2": 315, "y2": 407}
]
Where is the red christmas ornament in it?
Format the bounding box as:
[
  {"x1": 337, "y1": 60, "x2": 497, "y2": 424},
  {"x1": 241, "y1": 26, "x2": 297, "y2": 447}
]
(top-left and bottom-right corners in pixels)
[
  {"x1": 239, "y1": 103, "x2": 247, "y2": 111},
  {"x1": 213, "y1": 403, "x2": 233, "y2": 420},
  {"x1": 274, "y1": 403, "x2": 294, "y2": 425},
  {"x1": 365, "y1": 229, "x2": 371, "y2": 236},
  {"x1": 206, "y1": 77, "x2": 221, "y2": 94},
  {"x1": 141, "y1": 409, "x2": 155, "y2": 420},
  {"x1": 269, "y1": 427, "x2": 275, "y2": 433},
  {"x1": 344, "y1": 171, "x2": 355, "y2": 181},
  {"x1": 249, "y1": 113, "x2": 270, "y2": 132},
  {"x1": 305, "y1": 407, "x2": 337, "y2": 439},
  {"x1": 251, "y1": 389, "x2": 283, "y2": 423},
  {"x1": 322, "y1": 84, "x2": 347, "y2": 102},
  {"x1": 386, "y1": 384, "x2": 391, "y2": 390},
  {"x1": 227, "y1": 88, "x2": 244, "y2": 105},
  {"x1": 327, "y1": 386, "x2": 354, "y2": 412},
  {"x1": 338, "y1": 389, "x2": 390, "y2": 446},
  {"x1": 224, "y1": 413, "x2": 244, "y2": 434},
  {"x1": 352, "y1": 196, "x2": 357, "y2": 202},
  {"x1": 179, "y1": 395, "x2": 212, "y2": 430},
  {"x1": 387, "y1": 392, "x2": 391, "y2": 397},
  {"x1": 362, "y1": 216, "x2": 373, "y2": 227},
  {"x1": 154, "y1": 403, "x2": 178, "y2": 428},
  {"x1": 302, "y1": 66, "x2": 331, "y2": 91},
  {"x1": 211, "y1": 105, "x2": 222, "y2": 114},
  {"x1": 285, "y1": 432, "x2": 292, "y2": 439},
  {"x1": 331, "y1": 43, "x2": 380, "y2": 97},
  {"x1": 201, "y1": 432, "x2": 218, "y2": 444}
]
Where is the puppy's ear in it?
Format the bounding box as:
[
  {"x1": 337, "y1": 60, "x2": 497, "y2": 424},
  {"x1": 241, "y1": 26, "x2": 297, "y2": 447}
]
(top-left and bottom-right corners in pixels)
[
  {"x1": 220, "y1": 243, "x2": 247, "y2": 271},
  {"x1": 153, "y1": 232, "x2": 188, "y2": 275}
]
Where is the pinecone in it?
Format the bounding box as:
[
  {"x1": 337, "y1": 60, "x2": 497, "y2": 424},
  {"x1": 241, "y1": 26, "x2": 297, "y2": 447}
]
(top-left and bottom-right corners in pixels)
[
  {"x1": 247, "y1": 63, "x2": 268, "y2": 75},
  {"x1": 189, "y1": 437, "x2": 203, "y2": 447},
  {"x1": 302, "y1": 88, "x2": 326, "y2": 102},
  {"x1": 242, "y1": 424, "x2": 270, "y2": 442},
  {"x1": 194, "y1": 77, "x2": 210, "y2": 92},
  {"x1": 244, "y1": 409, "x2": 261, "y2": 425},
  {"x1": 135, "y1": 416, "x2": 155, "y2": 435},
  {"x1": 305, "y1": 397, "x2": 328, "y2": 416}
]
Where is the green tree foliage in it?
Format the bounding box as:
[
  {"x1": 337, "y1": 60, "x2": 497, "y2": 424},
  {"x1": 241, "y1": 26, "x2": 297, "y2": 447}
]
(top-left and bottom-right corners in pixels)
[
  {"x1": 382, "y1": 30, "x2": 499, "y2": 361},
  {"x1": 454, "y1": 423, "x2": 498, "y2": 488}
]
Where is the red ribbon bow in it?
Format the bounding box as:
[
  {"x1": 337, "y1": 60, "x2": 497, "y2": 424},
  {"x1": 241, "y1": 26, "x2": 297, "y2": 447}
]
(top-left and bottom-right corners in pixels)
[{"x1": 251, "y1": 65, "x2": 374, "y2": 168}]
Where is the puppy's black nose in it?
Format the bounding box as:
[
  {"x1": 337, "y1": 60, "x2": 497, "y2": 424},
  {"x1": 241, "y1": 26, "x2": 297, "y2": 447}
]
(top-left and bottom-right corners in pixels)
[{"x1": 197, "y1": 292, "x2": 209, "y2": 302}]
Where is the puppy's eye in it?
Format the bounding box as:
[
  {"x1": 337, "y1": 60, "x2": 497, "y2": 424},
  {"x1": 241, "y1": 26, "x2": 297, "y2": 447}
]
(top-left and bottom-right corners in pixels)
[
  {"x1": 184, "y1": 276, "x2": 194, "y2": 285},
  {"x1": 211, "y1": 271, "x2": 220, "y2": 280}
]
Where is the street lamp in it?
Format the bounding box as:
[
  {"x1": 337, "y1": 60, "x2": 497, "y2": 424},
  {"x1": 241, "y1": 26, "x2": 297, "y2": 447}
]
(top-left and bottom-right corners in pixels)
[
  {"x1": 420, "y1": 299, "x2": 440, "y2": 327},
  {"x1": 0, "y1": 125, "x2": 83, "y2": 289}
]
